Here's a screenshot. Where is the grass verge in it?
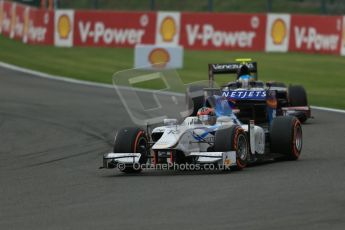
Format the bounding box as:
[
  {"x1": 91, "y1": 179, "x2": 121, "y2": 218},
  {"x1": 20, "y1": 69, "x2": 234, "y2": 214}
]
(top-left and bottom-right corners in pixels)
[{"x1": 1, "y1": 35, "x2": 345, "y2": 109}]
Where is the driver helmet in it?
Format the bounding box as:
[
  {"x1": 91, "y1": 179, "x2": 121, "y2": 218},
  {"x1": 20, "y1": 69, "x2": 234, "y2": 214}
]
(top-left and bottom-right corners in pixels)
[
  {"x1": 237, "y1": 65, "x2": 255, "y2": 88},
  {"x1": 197, "y1": 107, "x2": 216, "y2": 125}
]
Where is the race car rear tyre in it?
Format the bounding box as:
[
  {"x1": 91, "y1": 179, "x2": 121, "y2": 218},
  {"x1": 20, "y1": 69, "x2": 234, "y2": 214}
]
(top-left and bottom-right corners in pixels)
[
  {"x1": 113, "y1": 127, "x2": 148, "y2": 173},
  {"x1": 270, "y1": 116, "x2": 302, "y2": 160},
  {"x1": 185, "y1": 85, "x2": 204, "y2": 116},
  {"x1": 214, "y1": 125, "x2": 249, "y2": 170},
  {"x1": 288, "y1": 85, "x2": 308, "y2": 106},
  {"x1": 288, "y1": 85, "x2": 308, "y2": 123}
]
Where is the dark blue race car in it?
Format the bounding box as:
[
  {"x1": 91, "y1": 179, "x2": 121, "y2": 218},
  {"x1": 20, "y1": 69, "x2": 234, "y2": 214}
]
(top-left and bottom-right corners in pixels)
[{"x1": 186, "y1": 58, "x2": 312, "y2": 124}]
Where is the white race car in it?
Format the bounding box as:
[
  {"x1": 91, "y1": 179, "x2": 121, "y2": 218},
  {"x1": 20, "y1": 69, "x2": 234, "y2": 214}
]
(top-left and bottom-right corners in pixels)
[{"x1": 101, "y1": 96, "x2": 302, "y2": 173}]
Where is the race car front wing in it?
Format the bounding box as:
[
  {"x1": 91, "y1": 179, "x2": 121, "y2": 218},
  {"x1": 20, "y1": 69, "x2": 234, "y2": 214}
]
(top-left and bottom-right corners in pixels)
[{"x1": 101, "y1": 151, "x2": 237, "y2": 169}]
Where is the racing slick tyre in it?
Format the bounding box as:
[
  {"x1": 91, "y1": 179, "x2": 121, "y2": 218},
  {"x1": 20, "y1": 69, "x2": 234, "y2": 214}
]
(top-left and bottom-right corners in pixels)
[
  {"x1": 288, "y1": 85, "x2": 308, "y2": 123},
  {"x1": 288, "y1": 85, "x2": 308, "y2": 106},
  {"x1": 270, "y1": 116, "x2": 302, "y2": 161},
  {"x1": 185, "y1": 85, "x2": 204, "y2": 116},
  {"x1": 113, "y1": 127, "x2": 148, "y2": 173},
  {"x1": 214, "y1": 125, "x2": 249, "y2": 170}
]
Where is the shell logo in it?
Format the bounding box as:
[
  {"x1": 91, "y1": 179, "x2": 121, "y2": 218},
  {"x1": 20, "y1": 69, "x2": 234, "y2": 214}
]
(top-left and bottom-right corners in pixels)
[
  {"x1": 271, "y1": 18, "x2": 287, "y2": 45},
  {"x1": 148, "y1": 48, "x2": 170, "y2": 67},
  {"x1": 57, "y1": 14, "x2": 71, "y2": 39},
  {"x1": 160, "y1": 16, "x2": 176, "y2": 42}
]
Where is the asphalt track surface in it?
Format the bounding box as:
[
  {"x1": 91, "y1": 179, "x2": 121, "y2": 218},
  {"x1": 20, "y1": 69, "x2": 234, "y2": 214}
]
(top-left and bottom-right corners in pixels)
[{"x1": 1, "y1": 66, "x2": 345, "y2": 230}]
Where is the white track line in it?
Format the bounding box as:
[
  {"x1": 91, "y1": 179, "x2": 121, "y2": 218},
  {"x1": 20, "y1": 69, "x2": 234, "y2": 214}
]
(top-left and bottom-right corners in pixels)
[
  {"x1": 0, "y1": 61, "x2": 182, "y2": 96},
  {"x1": 310, "y1": 106, "x2": 345, "y2": 114},
  {"x1": 0, "y1": 61, "x2": 113, "y2": 89},
  {"x1": 1, "y1": 61, "x2": 345, "y2": 114}
]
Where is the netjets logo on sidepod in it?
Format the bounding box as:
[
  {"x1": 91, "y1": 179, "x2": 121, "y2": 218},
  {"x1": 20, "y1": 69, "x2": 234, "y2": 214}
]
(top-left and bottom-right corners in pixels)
[
  {"x1": 271, "y1": 18, "x2": 287, "y2": 45},
  {"x1": 57, "y1": 14, "x2": 71, "y2": 39},
  {"x1": 148, "y1": 48, "x2": 170, "y2": 67},
  {"x1": 160, "y1": 16, "x2": 176, "y2": 42}
]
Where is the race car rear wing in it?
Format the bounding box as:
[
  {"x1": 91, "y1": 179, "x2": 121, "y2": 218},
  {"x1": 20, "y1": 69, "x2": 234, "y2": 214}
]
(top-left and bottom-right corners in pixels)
[{"x1": 208, "y1": 61, "x2": 258, "y2": 87}]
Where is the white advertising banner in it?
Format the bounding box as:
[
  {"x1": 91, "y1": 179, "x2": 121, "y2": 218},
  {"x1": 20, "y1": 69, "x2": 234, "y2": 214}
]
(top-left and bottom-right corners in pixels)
[
  {"x1": 265, "y1": 14, "x2": 291, "y2": 52},
  {"x1": 54, "y1": 10, "x2": 74, "y2": 47},
  {"x1": 155, "y1": 11, "x2": 181, "y2": 45},
  {"x1": 134, "y1": 45, "x2": 183, "y2": 69}
]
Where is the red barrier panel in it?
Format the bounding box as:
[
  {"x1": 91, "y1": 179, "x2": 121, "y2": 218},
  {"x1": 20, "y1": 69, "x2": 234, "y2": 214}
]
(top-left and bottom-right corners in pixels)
[
  {"x1": 289, "y1": 15, "x2": 342, "y2": 54},
  {"x1": 0, "y1": 1, "x2": 53, "y2": 45},
  {"x1": 74, "y1": 11, "x2": 156, "y2": 47},
  {"x1": 180, "y1": 12, "x2": 267, "y2": 51},
  {"x1": 26, "y1": 9, "x2": 54, "y2": 45}
]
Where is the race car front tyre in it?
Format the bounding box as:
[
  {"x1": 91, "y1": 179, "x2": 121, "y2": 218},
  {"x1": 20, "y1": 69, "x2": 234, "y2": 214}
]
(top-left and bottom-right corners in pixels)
[
  {"x1": 214, "y1": 125, "x2": 249, "y2": 170},
  {"x1": 113, "y1": 127, "x2": 148, "y2": 173},
  {"x1": 185, "y1": 85, "x2": 204, "y2": 116},
  {"x1": 270, "y1": 116, "x2": 302, "y2": 160}
]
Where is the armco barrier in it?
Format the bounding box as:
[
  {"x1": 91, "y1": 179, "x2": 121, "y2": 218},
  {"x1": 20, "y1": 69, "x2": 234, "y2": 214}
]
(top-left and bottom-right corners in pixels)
[{"x1": 1, "y1": 0, "x2": 345, "y2": 56}]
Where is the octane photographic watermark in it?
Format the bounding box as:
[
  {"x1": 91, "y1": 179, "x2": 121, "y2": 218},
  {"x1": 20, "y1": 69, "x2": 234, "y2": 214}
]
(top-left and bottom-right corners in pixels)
[
  {"x1": 117, "y1": 162, "x2": 232, "y2": 171},
  {"x1": 112, "y1": 64, "x2": 215, "y2": 126}
]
